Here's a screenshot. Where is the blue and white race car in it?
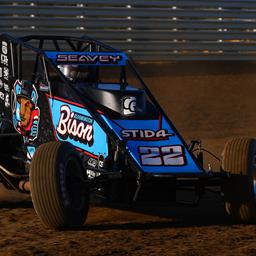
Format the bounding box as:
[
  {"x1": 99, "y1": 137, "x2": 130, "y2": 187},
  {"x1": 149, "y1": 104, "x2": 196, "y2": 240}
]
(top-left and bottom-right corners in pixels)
[{"x1": 0, "y1": 34, "x2": 255, "y2": 229}]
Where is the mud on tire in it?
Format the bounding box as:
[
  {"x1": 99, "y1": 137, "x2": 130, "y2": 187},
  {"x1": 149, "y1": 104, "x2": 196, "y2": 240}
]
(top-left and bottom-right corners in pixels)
[
  {"x1": 221, "y1": 137, "x2": 256, "y2": 223},
  {"x1": 30, "y1": 141, "x2": 89, "y2": 230}
]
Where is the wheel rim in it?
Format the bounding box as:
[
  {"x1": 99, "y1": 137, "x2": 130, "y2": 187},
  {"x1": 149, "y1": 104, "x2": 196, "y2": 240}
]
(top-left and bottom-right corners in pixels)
[{"x1": 64, "y1": 157, "x2": 86, "y2": 210}]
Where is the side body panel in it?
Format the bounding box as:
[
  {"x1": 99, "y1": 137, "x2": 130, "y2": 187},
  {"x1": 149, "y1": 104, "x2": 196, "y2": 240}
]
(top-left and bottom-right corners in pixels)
[
  {"x1": 47, "y1": 96, "x2": 108, "y2": 159},
  {"x1": 0, "y1": 35, "x2": 16, "y2": 120}
]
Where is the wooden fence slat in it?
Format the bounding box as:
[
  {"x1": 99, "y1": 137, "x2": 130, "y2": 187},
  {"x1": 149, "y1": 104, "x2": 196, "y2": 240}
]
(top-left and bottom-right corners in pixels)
[
  {"x1": 1, "y1": 0, "x2": 256, "y2": 9},
  {"x1": 2, "y1": 6, "x2": 256, "y2": 19},
  {"x1": 1, "y1": 1, "x2": 256, "y2": 60}
]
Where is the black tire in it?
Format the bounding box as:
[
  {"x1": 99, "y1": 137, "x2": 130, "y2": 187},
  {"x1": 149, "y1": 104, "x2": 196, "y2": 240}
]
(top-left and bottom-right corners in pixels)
[
  {"x1": 30, "y1": 141, "x2": 89, "y2": 229},
  {"x1": 221, "y1": 137, "x2": 256, "y2": 223}
]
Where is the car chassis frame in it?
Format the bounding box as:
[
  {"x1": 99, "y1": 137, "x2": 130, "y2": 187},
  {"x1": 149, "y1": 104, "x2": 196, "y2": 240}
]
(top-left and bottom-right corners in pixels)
[{"x1": 2, "y1": 33, "x2": 250, "y2": 230}]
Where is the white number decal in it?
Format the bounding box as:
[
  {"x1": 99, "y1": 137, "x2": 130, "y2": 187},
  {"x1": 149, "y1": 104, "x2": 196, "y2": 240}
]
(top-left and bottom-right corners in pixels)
[
  {"x1": 139, "y1": 145, "x2": 185, "y2": 166},
  {"x1": 140, "y1": 147, "x2": 162, "y2": 165},
  {"x1": 161, "y1": 146, "x2": 185, "y2": 165}
]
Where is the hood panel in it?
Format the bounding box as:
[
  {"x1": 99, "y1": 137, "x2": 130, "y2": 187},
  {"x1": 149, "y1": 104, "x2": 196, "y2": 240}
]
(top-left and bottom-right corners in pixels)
[{"x1": 102, "y1": 115, "x2": 202, "y2": 174}]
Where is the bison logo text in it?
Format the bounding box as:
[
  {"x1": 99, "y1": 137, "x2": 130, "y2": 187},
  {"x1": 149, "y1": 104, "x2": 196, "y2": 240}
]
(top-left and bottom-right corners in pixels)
[{"x1": 56, "y1": 105, "x2": 94, "y2": 146}]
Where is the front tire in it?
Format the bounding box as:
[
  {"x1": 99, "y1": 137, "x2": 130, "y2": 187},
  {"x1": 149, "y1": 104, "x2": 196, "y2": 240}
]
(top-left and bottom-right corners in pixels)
[
  {"x1": 30, "y1": 141, "x2": 89, "y2": 229},
  {"x1": 221, "y1": 137, "x2": 256, "y2": 223}
]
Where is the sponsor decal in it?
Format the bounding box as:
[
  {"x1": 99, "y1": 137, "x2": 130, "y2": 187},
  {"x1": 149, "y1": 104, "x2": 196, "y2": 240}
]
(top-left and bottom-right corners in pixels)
[
  {"x1": 0, "y1": 66, "x2": 2, "y2": 92},
  {"x1": 122, "y1": 96, "x2": 136, "y2": 116},
  {"x1": 88, "y1": 157, "x2": 97, "y2": 168},
  {"x1": 1, "y1": 41, "x2": 8, "y2": 67},
  {"x1": 27, "y1": 146, "x2": 36, "y2": 160},
  {"x1": 11, "y1": 80, "x2": 40, "y2": 141},
  {"x1": 3, "y1": 67, "x2": 9, "y2": 81},
  {"x1": 138, "y1": 145, "x2": 185, "y2": 166},
  {"x1": 0, "y1": 54, "x2": 8, "y2": 66},
  {"x1": 48, "y1": 97, "x2": 109, "y2": 157},
  {"x1": 4, "y1": 83, "x2": 9, "y2": 92},
  {"x1": 56, "y1": 105, "x2": 94, "y2": 146},
  {"x1": 5, "y1": 93, "x2": 10, "y2": 108},
  {"x1": 56, "y1": 54, "x2": 122, "y2": 65},
  {"x1": 0, "y1": 41, "x2": 9, "y2": 97},
  {"x1": 121, "y1": 129, "x2": 174, "y2": 140},
  {"x1": 1, "y1": 41, "x2": 8, "y2": 55},
  {"x1": 0, "y1": 92, "x2": 4, "y2": 101},
  {"x1": 86, "y1": 169, "x2": 100, "y2": 179},
  {"x1": 98, "y1": 154, "x2": 105, "y2": 169},
  {"x1": 87, "y1": 155, "x2": 105, "y2": 169}
]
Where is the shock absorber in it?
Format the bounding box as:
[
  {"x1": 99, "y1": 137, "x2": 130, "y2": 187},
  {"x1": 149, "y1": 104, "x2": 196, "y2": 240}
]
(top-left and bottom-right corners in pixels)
[
  {"x1": 197, "y1": 140, "x2": 203, "y2": 167},
  {"x1": 189, "y1": 140, "x2": 204, "y2": 166},
  {"x1": 113, "y1": 142, "x2": 121, "y2": 172}
]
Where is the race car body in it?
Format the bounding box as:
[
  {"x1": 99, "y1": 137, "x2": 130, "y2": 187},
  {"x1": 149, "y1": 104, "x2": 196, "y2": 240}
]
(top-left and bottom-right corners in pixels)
[{"x1": 0, "y1": 34, "x2": 254, "y2": 229}]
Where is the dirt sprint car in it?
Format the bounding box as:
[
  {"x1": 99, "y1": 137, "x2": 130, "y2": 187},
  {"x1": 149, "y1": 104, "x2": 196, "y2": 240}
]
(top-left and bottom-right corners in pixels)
[{"x1": 0, "y1": 33, "x2": 255, "y2": 229}]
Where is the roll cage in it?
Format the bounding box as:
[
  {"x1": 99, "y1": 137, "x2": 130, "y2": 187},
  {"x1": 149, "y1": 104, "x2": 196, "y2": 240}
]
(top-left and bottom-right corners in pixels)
[{"x1": 0, "y1": 33, "x2": 209, "y2": 178}]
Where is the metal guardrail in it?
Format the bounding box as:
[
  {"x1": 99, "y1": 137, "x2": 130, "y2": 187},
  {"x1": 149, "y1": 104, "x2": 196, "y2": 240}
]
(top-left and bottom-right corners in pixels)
[{"x1": 1, "y1": 0, "x2": 256, "y2": 61}]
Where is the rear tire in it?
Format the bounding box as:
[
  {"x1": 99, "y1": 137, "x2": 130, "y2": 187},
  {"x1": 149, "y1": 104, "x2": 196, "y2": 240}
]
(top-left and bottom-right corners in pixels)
[
  {"x1": 221, "y1": 137, "x2": 256, "y2": 223},
  {"x1": 30, "y1": 141, "x2": 89, "y2": 229}
]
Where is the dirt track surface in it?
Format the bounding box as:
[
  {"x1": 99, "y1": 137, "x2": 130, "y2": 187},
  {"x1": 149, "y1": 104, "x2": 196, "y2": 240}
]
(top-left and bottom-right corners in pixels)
[{"x1": 1, "y1": 61, "x2": 256, "y2": 255}]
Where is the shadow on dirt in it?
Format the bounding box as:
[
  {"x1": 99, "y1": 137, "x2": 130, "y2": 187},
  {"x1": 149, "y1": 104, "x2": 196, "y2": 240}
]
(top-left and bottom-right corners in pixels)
[
  {"x1": 83, "y1": 210, "x2": 232, "y2": 231},
  {"x1": 84, "y1": 217, "x2": 232, "y2": 231},
  {"x1": 0, "y1": 200, "x2": 33, "y2": 209},
  {"x1": 85, "y1": 194, "x2": 233, "y2": 230},
  {"x1": 0, "y1": 190, "x2": 232, "y2": 229}
]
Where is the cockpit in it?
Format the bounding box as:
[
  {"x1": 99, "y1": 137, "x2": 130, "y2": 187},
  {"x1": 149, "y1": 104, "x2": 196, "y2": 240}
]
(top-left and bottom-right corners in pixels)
[
  {"x1": 56, "y1": 64, "x2": 152, "y2": 118},
  {"x1": 57, "y1": 64, "x2": 97, "y2": 84},
  {"x1": 51, "y1": 55, "x2": 158, "y2": 119}
]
